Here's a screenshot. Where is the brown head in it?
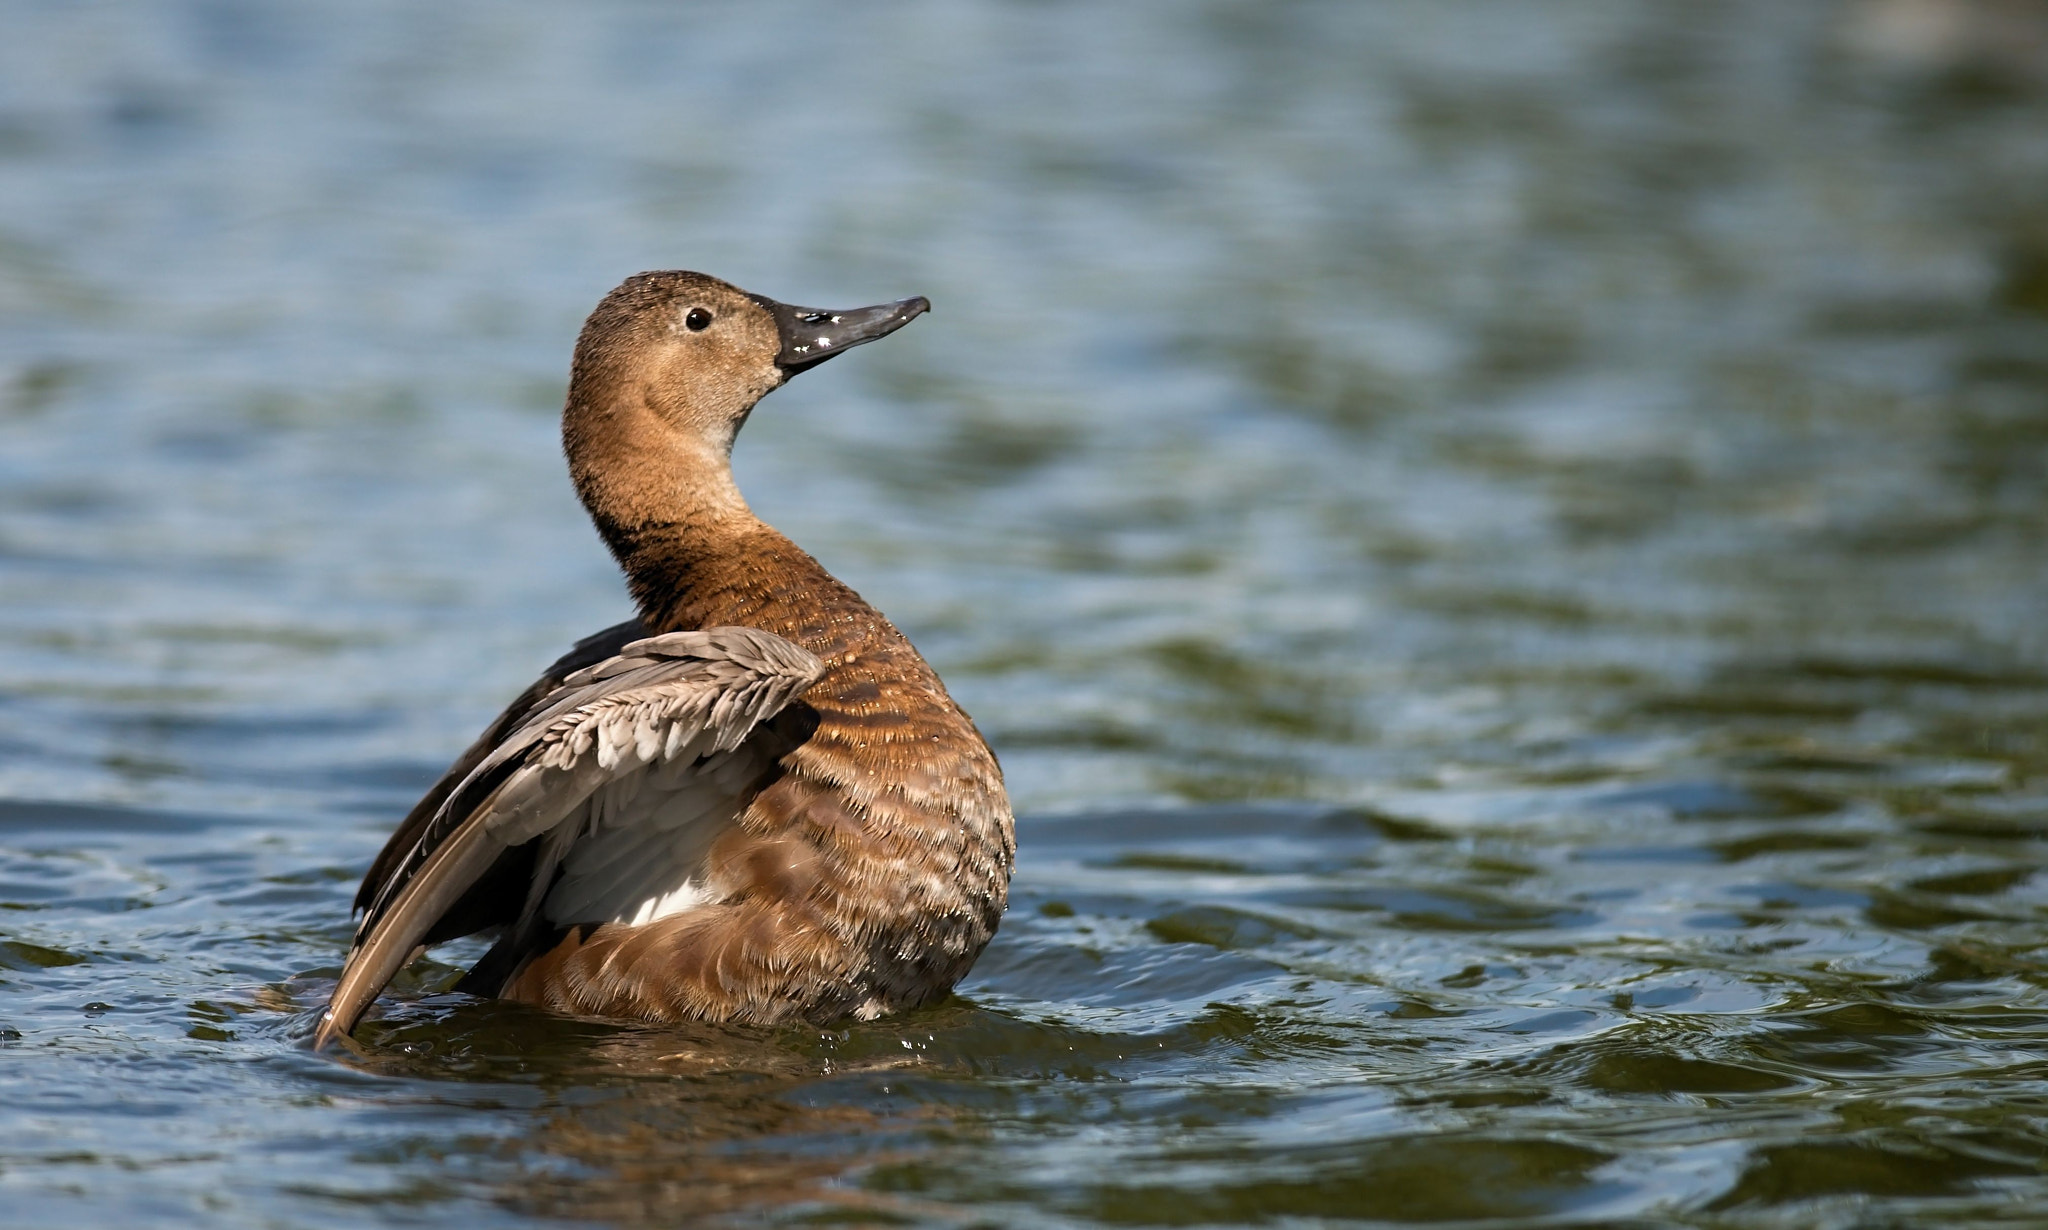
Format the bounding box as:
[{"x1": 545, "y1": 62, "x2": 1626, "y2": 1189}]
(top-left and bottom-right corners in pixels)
[{"x1": 562, "y1": 270, "x2": 928, "y2": 558}]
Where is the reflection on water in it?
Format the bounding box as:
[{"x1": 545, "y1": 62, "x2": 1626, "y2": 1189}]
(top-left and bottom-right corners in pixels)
[{"x1": 4, "y1": 1, "x2": 2048, "y2": 1226}]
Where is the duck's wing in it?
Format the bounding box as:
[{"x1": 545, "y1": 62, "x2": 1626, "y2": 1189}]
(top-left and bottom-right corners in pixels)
[
  {"x1": 317, "y1": 625, "x2": 825, "y2": 1048},
  {"x1": 350, "y1": 618, "x2": 649, "y2": 924}
]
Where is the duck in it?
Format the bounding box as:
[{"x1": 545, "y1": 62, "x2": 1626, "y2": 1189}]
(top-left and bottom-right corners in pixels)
[{"x1": 315, "y1": 272, "x2": 1015, "y2": 1048}]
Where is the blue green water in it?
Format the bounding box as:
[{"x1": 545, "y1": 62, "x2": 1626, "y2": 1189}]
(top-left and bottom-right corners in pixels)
[{"x1": 5, "y1": 2, "x2": 2048, "y2": 1225}]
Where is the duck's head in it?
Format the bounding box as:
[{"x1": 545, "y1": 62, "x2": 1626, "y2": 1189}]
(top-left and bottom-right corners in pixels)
[
  {"x1": 562, "y1": 271, "x2": 927, "y2": 546},
  {"x1": 566, "y1": 270, "x2": 928, "y2": 461}
]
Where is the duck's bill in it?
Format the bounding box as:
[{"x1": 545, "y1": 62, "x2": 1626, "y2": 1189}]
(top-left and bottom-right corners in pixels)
[{"x1": 755, "y1": 294, "x2": 930, "y2": 373}]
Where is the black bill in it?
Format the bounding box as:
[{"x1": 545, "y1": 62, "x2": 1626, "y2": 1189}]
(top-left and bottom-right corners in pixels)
[{"x1": 754, "y1": 294, "x2": 930, "y2": 373}]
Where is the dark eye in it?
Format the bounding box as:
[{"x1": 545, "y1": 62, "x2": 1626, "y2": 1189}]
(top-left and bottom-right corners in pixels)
[{"x1": 685, "y1": 307, "x2": 713, "y2": 331}]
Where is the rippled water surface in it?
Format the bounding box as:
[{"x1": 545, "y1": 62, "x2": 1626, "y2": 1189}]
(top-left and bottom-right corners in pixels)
[{"x1": 6, "y1": 2, "x2": 2048, "y2": 1226}]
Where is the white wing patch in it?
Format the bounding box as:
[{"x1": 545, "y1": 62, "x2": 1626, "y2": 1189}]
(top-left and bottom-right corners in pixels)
[{"x1": 540, "y1": 736, "x2": 776, "y2": 927}]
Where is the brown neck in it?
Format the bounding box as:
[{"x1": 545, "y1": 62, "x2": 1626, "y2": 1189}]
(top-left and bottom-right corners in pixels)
[
  {"x1": 611, "y1": 519, "x2": 857, "y2": 639},
  {"x1": 565, "y1": 390, "x2": 879, "y2": 651}
]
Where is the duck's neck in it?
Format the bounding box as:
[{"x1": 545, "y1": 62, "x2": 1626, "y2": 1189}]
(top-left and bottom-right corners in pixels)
[{"x1": 565, "y1": 399, "x2": 861, "y2": 644}]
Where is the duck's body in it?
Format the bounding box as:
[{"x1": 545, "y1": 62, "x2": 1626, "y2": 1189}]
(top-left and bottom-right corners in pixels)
[{"x1": 318, "y1": 273, "x2": 1012, "y2": 1046}]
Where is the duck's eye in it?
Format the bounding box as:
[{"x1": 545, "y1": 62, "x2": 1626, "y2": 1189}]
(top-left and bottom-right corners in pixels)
[{"x1": 685, "y1": 307, "x2": 713, "y2": 332}]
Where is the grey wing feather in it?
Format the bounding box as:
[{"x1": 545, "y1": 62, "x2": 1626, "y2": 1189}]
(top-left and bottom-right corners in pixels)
[
  {"x1": 317, "y1": 625, "x2": 826, "y2": 1048},
  {"x1": 349, "y1": 617, "x2": 647, "y2": 919},
  {"x1": 349, "y1": 629, "x2": 812, "y2": 942}
]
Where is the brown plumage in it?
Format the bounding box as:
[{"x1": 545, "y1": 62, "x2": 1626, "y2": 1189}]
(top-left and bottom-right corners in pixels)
[{"x1": 316, "y1": 272, "x2": 1013, "y2": 1048}]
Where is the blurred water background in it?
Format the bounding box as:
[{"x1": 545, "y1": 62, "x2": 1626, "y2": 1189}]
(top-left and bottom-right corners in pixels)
[{"x1": 5, "y1": 1, "x2": 2048, "y2": 1226}]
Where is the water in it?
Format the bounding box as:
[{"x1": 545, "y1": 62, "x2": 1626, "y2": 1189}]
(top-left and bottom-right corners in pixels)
[{"x1": 4, "y1": 1, "x2": 2048, "y2": 1225}]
